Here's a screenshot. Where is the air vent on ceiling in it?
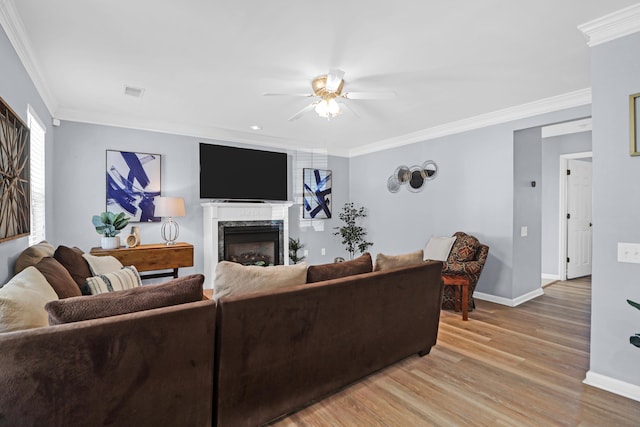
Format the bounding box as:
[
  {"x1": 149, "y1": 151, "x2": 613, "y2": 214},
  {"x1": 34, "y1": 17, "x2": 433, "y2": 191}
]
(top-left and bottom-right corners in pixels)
[{"x1": 124, "y1": 85, "x2": 145, "y2": 98}]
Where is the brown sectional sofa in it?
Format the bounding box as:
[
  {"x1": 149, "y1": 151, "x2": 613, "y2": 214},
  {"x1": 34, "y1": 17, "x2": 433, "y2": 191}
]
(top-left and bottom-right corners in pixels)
[
  {"x1": 215, "y1": 261, "x2": 444, "y2": 426},
  {"x1": 0, "y1": 248, "x2": 444, "y2": 426}
]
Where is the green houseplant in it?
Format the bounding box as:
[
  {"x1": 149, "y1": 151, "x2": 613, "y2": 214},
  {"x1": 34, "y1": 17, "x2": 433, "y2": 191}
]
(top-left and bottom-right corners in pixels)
[
  {"x1": 289, "y1": 237, "x2": 306, "y2": 264},
  {"x1": 92, "y1": 211, "x2": 130, "y2": 249},
  {"x1": 628, "y1": 299, "x2": 640, "y2": 348},
  {"x1": 333, "y1": 202, "x2": 373, "y2": 259}
]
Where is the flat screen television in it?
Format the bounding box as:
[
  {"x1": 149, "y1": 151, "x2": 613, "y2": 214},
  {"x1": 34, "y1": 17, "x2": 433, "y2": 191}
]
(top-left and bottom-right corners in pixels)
[{"x1": 199, "y1": 143, "x2": 288, "y2": 201}]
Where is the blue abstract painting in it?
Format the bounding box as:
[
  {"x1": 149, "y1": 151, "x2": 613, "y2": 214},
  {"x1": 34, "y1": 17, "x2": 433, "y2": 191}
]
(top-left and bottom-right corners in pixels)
[
  {"x1": 106, "y1": 150, "x2": 161, "y2": 222},
  {"x1": 303, "y1": 168, "x2": 332, "y2": 219}
]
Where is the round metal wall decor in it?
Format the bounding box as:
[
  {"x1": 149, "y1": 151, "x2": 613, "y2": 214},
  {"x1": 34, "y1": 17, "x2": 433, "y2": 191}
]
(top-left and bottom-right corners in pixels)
[{"x1": 387, "y1": 160, "x2": 439, "y2": 193}]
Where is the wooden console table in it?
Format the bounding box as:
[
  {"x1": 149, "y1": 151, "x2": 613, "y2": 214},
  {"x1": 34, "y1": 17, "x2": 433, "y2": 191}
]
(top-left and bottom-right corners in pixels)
[{"x1": 90, "y1": 243, "x2": 194, "y2": 280}]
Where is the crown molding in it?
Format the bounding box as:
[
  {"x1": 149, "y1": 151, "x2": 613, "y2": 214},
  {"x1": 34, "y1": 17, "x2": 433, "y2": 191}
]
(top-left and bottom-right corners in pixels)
[
  {"x1": 578, "y1": 3, "x2": 640, "y2": 47},
  {"x1": 0, "y1": 0, "x2": 57, "y2": 115},
  {"x1": 349, "y1": 88, "x2": 592, "y2": 158}
]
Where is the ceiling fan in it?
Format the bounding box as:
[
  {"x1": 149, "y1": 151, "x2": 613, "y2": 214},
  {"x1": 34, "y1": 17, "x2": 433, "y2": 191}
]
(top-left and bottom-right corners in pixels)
[{"x1": 264, "y1": 69, "x2": 395, "y2": 121}]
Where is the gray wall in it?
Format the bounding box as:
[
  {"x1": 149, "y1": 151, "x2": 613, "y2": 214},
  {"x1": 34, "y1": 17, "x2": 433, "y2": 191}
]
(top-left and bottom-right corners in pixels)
[
  {"x1": 350, "y1": 105, "x2": 590, "y2": 302},
  {"x1": 50, "y1": 121, "x2": 349, "y2": 276},
  {"x1": 541, "y1": 131, "x2": 592, "y2": 277},
  {"x1": 0, "y1": 26, "x2": 53, "y2": 284},
  {"x1": 513, "y1": 127, "x2": 542, "y2": 299},
  {"x1": 590, "y1": 31, "x2": 640, "y2": 388}
]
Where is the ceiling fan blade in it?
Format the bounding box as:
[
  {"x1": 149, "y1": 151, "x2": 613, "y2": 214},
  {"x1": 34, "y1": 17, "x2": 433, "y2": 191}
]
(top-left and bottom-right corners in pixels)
[
  {"x1": 263, "y1": 93, "x2": 314, "y2": 97},
  {"x1": 325, "y1": 69, "x2": 345, "y2": 93},
  {"x1": 287, "y1": 103, "x2": 317, "y2": 122},
  {"x1": 336, "y1": 100, "x2": 360, "y2": 119},
  {"x1": 342, "y1": 91, "x2": 396, "y2": 100}
]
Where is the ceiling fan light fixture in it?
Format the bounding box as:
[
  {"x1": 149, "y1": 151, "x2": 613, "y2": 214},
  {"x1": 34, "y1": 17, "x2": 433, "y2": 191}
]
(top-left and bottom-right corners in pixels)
[{"x1": 315, "y1": 98, "x2": 341, "y2": 119}]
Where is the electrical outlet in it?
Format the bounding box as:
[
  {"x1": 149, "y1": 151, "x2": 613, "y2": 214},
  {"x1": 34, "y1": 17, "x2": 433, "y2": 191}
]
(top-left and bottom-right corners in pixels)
[
  {"x1": 618, "y1": 243, "x2": 640, "y2": 263},
  {"x1": 321, "y1": 248, "x2": 326, "y2": 256}
]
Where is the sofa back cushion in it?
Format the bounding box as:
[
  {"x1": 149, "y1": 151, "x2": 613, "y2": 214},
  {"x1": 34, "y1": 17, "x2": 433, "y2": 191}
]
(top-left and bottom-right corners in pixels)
[
  {"x1": 373, "y1": 249, "x2": 424, "y2": 272},
  {"x1": 34, "y1": 257, "x2": 82, "y2": 299},
  {"x1": 214, "y1": 261, "x2": 307, "y2": 301},
  {"x1": 14, "y1": 241, "x2": 55, "y2": 274},
  {"x1": 306, "y1": 253, "x2": 372, "y2": 283},
  {"x1": 46, "y1": 274, "x2": 205, "y2": 325},
  {"x1": 0, "y1": 267, "x2": 59, "y2": 332},
  {"x1": 53, "y1": 246, "x2": 92, "y2": 293}
]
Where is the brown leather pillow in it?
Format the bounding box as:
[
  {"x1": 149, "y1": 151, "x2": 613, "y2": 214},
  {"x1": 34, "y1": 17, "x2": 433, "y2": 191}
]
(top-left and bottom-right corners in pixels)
[
  {"x1": 373, "y1": 249, "x2": 424, "y2": 272},
  {"x1": 14, "y1": 241, "x2": 55, "y2": 274},
  {"x1": 45, "y1": 274, "x2": 205, "y2": 325},
  {"x1": 34, "y1": 257, "x2": 82, "y2": 299},
  {"x1": 53, "y1": 246, "x2": 92, "y2": 294},
  {"x1": 306, "y1": 253, "x2": 372, "y2": 283}
]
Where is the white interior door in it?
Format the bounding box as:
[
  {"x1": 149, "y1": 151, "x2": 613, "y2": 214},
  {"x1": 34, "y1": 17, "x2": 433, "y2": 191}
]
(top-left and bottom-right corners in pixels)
[{"x1": 566, "y1": 159, "x2": 592, "y2": 279}]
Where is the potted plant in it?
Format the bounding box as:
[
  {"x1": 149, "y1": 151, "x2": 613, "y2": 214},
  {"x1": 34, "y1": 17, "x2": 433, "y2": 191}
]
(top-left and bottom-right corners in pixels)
[
  {"x1": 333, "y1": 202, "x2": 373, "y2": 259},
  {"x1": 92, "y1": 211, "x2": 130, "y2": 249},
  {"x1": 289, "y1": 237, "x2": 306, "y2": 264},
  {"x1": 628, "y1": 299, "x2": 640, "y2": 348}
]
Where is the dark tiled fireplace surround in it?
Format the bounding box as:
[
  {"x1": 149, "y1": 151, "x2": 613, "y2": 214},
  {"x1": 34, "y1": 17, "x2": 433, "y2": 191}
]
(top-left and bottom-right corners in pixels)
[{"x1": 218, "y1": 220, "x2": 284, "y2": 266}]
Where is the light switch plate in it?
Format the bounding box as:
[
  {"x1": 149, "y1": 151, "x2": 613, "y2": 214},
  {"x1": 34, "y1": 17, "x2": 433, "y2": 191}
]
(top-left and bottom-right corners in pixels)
[
  {"x1": 520, "y1": 226, "x2": 528, "y2": 237},
  {"x1": 618, "y1": 243, "x2": 640, "y2": 263}
]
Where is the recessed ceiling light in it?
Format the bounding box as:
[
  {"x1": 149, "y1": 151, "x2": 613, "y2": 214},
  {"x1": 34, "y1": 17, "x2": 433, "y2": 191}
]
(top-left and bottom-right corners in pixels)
[
  {"x1": 250, "y1": 125, "x2": 262, "y2": 131},
  {"x1": 124, "y1": 85, "x2": 145, "y2": 98}
]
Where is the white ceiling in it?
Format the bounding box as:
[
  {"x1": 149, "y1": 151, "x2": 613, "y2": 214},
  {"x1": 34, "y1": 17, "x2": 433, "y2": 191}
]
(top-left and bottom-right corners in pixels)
[{"x1": 3, "y1": 1, "x2": 638, "y2": 156}]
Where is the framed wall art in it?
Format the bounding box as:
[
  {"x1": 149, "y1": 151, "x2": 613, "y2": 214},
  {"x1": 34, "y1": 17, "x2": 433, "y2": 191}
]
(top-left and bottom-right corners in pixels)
[
  {"x1": 106, "y1": 150, "x2": 161, "y2": 222},
  {"x1": 631, "y1": 93, "x2": 640, "y2": 156},
  {"x1": 0, "y1": 96, "x2": 30, "y2": 243},
  {"x1": 303, "y1": 168, "x2": 332, "y2": 219}
]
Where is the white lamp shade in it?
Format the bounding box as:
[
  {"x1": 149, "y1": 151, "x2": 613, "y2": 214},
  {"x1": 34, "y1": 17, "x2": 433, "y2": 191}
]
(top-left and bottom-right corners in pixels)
[{"x1": 154, "y1": 197, "x2": 186, "y2": 218}]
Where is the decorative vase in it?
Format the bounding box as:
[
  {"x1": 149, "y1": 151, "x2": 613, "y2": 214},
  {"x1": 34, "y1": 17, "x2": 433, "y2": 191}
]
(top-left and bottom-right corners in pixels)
[{"x1": 101, "y1": 236, "x2": 120, "y2": 250}]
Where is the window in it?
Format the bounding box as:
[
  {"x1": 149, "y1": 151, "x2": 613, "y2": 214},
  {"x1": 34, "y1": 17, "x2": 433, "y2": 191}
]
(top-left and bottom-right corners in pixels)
[{"x1": 27, "y1": 106, "x2": 45, "y2": 245}]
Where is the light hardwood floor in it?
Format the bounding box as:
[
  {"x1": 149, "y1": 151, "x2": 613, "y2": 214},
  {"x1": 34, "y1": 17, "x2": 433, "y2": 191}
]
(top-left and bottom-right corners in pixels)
[{"x1": 273, "y1": 277, "x2": 640, "y2": 426}]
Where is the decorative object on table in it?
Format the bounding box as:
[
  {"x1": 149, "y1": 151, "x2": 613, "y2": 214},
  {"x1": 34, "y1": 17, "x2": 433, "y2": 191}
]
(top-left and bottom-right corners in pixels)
[
  {"x1": 0, "y1": 96, "x2": 30, "y2": 243},
  {"x1": 303, "y1": 168, "x2": 332, "y2": 219},
  {"x1": 628, "y1": 299, "x2": 640, "y2": 348},
  {"x1": 387, "y1": 160, "x2": 438, "y2": 193},
  {"x1": 334, "y1": 257, "x2": 345, "y2": 263},
  {"x1": 631, "y1": 93, "x2": 640, "y2": 156},
  {"x1": 333, "y1": 202, "x2": 373, "y2": 259},
  {"x1": 154, "y1": 196, "x2": 186, "y2": 245},
  {"x1": 288, "y1": 237, "x2": 306, "y2": 264},
  {"x1": 125, "y1": 226, "x2": 140, "y2": 248},
  {"x1": 106, "y1": 150, "x2": 161, "y2": 222},
  {"x1": 92, "y1": 211, "x2": 130, "y2": 249}
]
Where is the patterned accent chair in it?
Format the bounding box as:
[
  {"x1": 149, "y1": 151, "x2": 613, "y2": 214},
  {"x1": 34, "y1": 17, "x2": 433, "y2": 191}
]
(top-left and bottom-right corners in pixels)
[{"x1": 441, "y1": 232, "x2": 489, "y2": 311}]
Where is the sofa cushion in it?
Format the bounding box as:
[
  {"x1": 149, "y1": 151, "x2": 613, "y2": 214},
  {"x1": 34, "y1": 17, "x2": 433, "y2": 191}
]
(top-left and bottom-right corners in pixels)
[
  {"x1": 0, "y1": 267, "x2": 59, "y2": 332},
  {"x1": 82, "y1": 253, "x2": 123, "y2": 275},
  {"x1": 373, "y1": 249, "x2": 424, "y2": 272},
  {"x1": 85, "y1": 266, "x2": 142, "y2": 295},
  {"x1": 45, "y1": 274, "x2": 205, "y2": 325},
  {"x1": 423, "y1": 236, "x2": 457, "y2": 262},
  {"x1": 306, "y1": 253, "x2": 372, "y2": 283},
  {"x1": 53, "y1": 246, "x2": 92, "y2": 293},
  {"x1": 214, "y1": 261, "x2": 307, "y2": 301},
  {"x1": 34, "y1": 257, "x2": 82, "y2": 299},
  {"x1": 14, "y1": 241, "x2": 55, "y2": 274}
]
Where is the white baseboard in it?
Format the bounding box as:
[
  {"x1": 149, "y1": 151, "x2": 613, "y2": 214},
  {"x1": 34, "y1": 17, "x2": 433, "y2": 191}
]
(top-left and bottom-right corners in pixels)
[
  {"x1": 474, "y1": 288, "x2": 544, "y2": 307},
  {"x1": 541, "y1": 273, "x2": 561, "y2": 280},
  {"x1": 584, "y1": 371, "x2": 640, "y2": 402}
]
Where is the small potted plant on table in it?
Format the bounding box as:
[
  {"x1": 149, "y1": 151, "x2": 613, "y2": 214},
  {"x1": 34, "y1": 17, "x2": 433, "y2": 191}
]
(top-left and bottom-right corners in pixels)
[{"x1": 92, "y1": 211, "x2": 130, "y2": 249}]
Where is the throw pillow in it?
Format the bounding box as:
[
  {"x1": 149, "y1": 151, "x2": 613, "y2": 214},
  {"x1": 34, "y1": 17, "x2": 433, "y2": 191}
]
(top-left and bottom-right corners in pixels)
[
  {"x1": 82, "y1": 254, "x2": 124, "y2": 275},
  {"x1": 214, "y1": 261, "x2": 307, "y2": 301},
  {"x1": 85, "y1": 266, "x2": 142, "y2": 295},
  {"x1": 373, "y1": 249, "x2": 424, "y2": 272},
  {"x1": 14, "y1": 240, "x2": 56, "y2": 274},
  {"x1": 0, "y1": 267, "x2": 59, "y2": 332},
  {"x1": 423, "y1": 236, "x2": 457, "y2": 262},
  {"x1": 306, "y1": 253, "x2": 373, "y2": 283},
  {"x1": 34, "y1": 257, "x2": 82, "y2": 299},
  {"x1": 46, "y1": 274, "x2": 205, "y2": 325},
  {"x1": 53, "y1": 245, "x2": 93, "y2": 293}
]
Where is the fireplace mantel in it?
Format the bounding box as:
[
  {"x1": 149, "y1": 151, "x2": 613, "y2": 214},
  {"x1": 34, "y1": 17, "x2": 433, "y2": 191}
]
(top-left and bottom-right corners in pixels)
[{"x1": 201, "y1": 202, "x2": 293, "y2": 288}]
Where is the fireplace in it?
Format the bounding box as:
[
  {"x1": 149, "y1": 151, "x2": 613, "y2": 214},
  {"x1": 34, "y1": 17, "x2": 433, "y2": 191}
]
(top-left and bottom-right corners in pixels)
[
  {"x1": 201, "y1": 201, "x2": 293, "y2": 288},
  {"x1": 218, "y1": 221, "x2": 284, "y2": 266}
]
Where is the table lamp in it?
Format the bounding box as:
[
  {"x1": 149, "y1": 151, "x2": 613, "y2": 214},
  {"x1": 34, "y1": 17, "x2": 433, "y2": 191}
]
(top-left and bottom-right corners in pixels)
[{"x1": 154, "y1": 196, "x2": 186, "y2": 245}]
